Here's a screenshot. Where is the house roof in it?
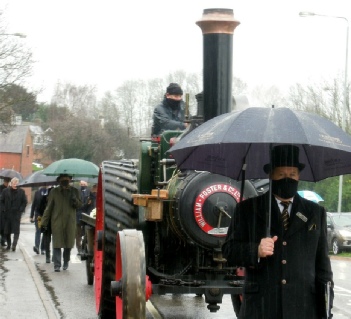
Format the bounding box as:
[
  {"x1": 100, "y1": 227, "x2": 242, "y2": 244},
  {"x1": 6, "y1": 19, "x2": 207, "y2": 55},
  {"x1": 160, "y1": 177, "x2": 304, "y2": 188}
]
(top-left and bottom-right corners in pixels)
[
  {"x1": 0, "y1": 125, "x2": 30, "y2": 153},
  {"x1": 29, "y1": 125, "x2": 44, "y2": 135}
]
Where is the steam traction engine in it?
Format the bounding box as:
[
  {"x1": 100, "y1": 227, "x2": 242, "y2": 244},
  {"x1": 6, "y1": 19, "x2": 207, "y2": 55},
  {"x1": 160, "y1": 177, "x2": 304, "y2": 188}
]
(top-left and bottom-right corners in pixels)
[{"x1": 82, "y1": 8, "x2": 266, "y2": 318}]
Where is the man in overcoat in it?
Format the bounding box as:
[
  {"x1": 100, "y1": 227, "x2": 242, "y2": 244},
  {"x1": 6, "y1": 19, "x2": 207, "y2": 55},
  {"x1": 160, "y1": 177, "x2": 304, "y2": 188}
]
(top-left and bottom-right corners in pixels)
[
  {"x1": 41, "y1": 174, "x2": 82, "y2": 272},
  {"x1": 0, "y1": 177, "x2": 27, "y2": 251},
  {"x1": 223, "y1": 144, "x2": 334, "y2": 319}
]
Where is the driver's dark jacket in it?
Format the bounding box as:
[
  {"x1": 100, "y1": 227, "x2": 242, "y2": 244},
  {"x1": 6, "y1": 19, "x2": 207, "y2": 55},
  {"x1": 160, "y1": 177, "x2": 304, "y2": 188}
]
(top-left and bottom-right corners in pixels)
[
  {"x1": 223, "y1": 192, "x2": 334, "y2": 319},
  {"x1": 151, "y1": 98, "x2": 186, "y2": 135}
]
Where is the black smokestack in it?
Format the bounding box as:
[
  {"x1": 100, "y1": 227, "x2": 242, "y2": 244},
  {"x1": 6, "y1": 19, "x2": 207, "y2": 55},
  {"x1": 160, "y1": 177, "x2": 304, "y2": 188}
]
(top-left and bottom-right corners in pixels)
[{"x1": 196, "y1": 8, "x2": 240, "y2": 122}]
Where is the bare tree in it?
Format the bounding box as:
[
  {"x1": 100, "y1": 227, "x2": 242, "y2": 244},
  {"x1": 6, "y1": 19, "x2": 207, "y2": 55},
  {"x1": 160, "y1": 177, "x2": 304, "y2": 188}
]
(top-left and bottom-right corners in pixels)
[
  {"x1": 98, "y1": 91, "x2": 119, "y2": 123},
  {"x1": 115, "y1": 79, "x2": 143, "y2": 136},
  {"x1": 250, "y1": 84, "x2": 287, "y2": 107},
  {"x1": 0, "y1": 10, "x2": 34, "y2": 132},
  {"x1": 232, "y1": 76, "x2": 248, "y2": 95},
  {"x1": 114, "y1": 71, "x2": 203, "y2": 137},
  {"x1": 51, "y1": 82, "x2": 98, "y2": 118},
  {"x1": 286, "y1": 76, "x2": 349, "y2": 130}
]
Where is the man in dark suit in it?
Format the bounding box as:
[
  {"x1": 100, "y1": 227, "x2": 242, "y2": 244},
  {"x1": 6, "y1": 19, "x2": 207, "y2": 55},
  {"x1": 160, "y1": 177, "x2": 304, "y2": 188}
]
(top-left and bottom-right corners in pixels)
[{"x1": 224, "y1": 144, "x2": 333, "y2": 319}]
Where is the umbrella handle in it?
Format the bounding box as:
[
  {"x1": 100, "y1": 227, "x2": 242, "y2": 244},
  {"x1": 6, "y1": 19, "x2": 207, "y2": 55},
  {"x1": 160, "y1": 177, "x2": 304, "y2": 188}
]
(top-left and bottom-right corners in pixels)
[
  {"x1": 266, "y1": 179, "x2": 272, "y2": 237},
  {"x1": 266, "y1": 144, "x2": 273, "y2": 237},
  {"x1": 240, "y1": 164, "x2": 247, "y2": 202}
]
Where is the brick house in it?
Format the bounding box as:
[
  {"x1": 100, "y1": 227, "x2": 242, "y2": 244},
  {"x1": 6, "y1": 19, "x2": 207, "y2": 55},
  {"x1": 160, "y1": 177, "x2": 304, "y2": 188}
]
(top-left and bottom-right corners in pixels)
[{"x1": 0, "y1": 124, "x2": 34, "y2": 202}]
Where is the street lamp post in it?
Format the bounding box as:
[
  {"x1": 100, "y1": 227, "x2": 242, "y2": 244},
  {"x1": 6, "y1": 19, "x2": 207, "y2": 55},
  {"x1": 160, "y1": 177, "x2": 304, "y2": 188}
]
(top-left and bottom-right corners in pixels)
[
  {"x1": 0, "y1": 33, "x2": 26, "y2": 38},
  {"x1": 299, "y1": 11, "x2": 349, "y2": 213}
]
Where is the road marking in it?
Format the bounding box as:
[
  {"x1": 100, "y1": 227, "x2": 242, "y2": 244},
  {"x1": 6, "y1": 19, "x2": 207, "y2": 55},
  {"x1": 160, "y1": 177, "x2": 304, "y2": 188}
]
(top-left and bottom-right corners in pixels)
[
  {"x1": 334, "y1": 285, "x2": 351, "y2": 295},
  {"x1": 146, "y1": 300, "x2": 163, "y2": 319},
  {"x1": 71, "y1": 255, "x2": 82, "y2": 264}
]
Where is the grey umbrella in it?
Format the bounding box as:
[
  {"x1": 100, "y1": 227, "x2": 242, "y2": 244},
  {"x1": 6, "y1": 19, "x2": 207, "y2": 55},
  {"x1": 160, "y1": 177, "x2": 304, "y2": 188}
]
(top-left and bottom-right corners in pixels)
[
  {"x1": 0, "y1": 169, "x2": 23, "y2": 181},
  {"x1": 18, "y1": 170, "x2": 58, "y2": 187},
  {"x1": 169, "y1": 107, "x2": 351, "y2": 236}
]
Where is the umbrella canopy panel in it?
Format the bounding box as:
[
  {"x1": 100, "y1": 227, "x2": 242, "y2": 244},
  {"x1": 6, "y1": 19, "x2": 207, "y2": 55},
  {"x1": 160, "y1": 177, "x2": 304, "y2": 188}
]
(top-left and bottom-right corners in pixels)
[
  {"x1": 0, "y1": 169, "x2": 23, "y2": 181},
  {"x1": 169, "y1": 107, "x2": 351, "y2": 182},
  {"x1": 43, "y1": 158, "x2": 99, "y2": 178},
  {"x1": 18, "y1": 170, "x2": 58, "y2": 187}
]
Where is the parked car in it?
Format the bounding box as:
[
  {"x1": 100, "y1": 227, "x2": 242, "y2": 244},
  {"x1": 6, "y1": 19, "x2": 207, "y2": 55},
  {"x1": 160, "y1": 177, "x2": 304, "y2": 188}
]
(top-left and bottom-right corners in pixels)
[{"x1": 326, "y1": 212, "x2": 351, "y2": 254}]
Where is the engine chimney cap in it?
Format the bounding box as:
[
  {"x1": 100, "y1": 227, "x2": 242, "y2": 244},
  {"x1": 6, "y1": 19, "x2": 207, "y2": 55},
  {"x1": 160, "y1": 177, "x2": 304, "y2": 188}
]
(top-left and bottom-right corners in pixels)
[{"x1": 196, "y1": 8, "x2": 240, "y2": 34}]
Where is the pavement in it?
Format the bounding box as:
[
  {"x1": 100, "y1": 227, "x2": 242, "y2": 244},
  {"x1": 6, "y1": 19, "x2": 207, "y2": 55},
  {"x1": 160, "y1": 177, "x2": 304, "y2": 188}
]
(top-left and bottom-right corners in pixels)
[{"x1": 0, "y1": 205, "x2": 59, "y2": 319}]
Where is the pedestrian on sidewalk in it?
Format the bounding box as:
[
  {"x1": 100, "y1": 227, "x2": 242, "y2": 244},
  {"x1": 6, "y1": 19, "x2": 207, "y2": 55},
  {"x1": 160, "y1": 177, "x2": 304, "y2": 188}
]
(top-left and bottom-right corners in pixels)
[
  {"x1": 39, "y1": 186, "x2": 53, "y2": 263},
  {"x1": 30, "y1": 187, "x2": 48, "y2": 255},
  {"x1": 0, "y1": 177, "x2": 28, "y2": 251},
  {"x1": 0, "y1": 177, "x2": 11, "y2": 247},
  {"x1": 41, "y1": 174, "x2": 82, "y2": 272}
]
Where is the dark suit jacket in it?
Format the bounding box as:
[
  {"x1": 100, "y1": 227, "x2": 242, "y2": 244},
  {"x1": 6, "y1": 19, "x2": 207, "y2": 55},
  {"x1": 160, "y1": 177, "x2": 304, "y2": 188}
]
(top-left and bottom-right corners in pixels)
[{"x1": 223, "y1": 192, "x2": 333, "y2": 319}]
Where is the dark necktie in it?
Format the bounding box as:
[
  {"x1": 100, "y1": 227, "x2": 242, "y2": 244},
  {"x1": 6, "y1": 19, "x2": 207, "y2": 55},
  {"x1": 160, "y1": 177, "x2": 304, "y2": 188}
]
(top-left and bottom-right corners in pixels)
[{"x1": 280, "y1": 201, "x2": 291, "y2": 231}]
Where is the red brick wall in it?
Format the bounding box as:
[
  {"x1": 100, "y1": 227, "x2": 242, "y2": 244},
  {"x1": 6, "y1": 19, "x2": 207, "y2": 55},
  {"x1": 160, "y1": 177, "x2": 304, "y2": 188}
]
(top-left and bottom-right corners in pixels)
[
  {"x1": 0, "y1": 153, "x2": 21, "y2": 170},
  {"x1": 0, "y1": 128, "x2": 33, "y2": 203}
]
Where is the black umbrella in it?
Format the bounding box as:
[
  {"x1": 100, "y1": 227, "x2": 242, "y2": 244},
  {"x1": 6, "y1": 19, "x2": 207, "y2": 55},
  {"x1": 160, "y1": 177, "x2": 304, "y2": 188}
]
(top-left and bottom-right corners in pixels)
[
  {"x1": 169, "y1": 107, "x2": 351, "y2": 235},
  {"x1": 18, "y1": 170, "x2": 58, "y2": 187},
  {"x1": 169, "y1": 107, "x2": 351, "y2": 182},
  {"x1": 0, "y1": 169, "x2": 23, "y2": 181}
]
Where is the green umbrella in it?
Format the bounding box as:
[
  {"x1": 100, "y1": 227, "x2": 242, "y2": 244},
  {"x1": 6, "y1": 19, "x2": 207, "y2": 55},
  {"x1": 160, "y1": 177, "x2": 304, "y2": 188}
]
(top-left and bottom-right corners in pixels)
[{"x1": 42, "y1": 158, "x2": 99, "y2": 178}]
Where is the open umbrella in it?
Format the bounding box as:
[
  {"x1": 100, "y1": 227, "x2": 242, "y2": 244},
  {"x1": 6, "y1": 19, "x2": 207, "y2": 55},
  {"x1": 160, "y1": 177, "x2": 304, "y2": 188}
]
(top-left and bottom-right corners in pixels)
[
  {"x1": 169, "y1": 107, "x2": 351, "y2": 235},
  {"x1": 0, "y1": 169, "x2": 23, "y2": 181},
  {"x1": 169, "y1": 107, "x2": 351, "y2": 182},
  {"x1": 297, "y1": 190, "x2": 324, "y2": 203},
  {"x1": 18, "y1": 170, "x2": 58, "y2": 187},
  {"x1": 42, "y1": 158, "x2": 99, "y2": 178}
]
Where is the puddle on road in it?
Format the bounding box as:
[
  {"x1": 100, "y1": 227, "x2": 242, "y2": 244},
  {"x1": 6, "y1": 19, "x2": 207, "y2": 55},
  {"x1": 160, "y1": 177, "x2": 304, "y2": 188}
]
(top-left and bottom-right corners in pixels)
[
  {"x1": 1, "y1": 248, "x2": 64, "y2": 318},
  {"x1": 0, "y1": 250, "x2": 9, "y2": 293},
  {"x1": 35, "y1": 263, "x2": 65, "y2": 318}
]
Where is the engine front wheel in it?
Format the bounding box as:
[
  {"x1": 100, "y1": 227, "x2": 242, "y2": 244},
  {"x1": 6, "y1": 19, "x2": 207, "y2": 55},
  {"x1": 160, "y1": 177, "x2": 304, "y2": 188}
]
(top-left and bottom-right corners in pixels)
[{"x1": 111, "y1": 230, "x2": 146, "y2": 318}]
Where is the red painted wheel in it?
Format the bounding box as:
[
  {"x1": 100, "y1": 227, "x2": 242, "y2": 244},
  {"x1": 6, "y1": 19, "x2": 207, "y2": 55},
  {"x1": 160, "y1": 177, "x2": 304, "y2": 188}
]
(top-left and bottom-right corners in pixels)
[
  {"x1": 94, "y1": 169, "x2": 105, "y2": 313},
  {"x1": 94, "y1": 161, "x2": 139, "y2": 318},
  {"x1": 113, "y1": 230, "x2": 146, "y2": 318}
]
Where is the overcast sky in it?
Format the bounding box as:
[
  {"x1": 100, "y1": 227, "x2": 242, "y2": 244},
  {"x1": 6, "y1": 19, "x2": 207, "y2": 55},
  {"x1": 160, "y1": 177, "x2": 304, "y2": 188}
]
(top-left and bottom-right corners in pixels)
[{"x1": 2, "y1": 0, "x2": 350, "y2": 103}]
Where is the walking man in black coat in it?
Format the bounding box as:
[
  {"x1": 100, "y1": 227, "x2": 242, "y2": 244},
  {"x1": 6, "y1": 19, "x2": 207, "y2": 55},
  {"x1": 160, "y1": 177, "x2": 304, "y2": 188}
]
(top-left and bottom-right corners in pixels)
[
  {"x1": 0, "y1": 177, "x2": 27, "y2": 251},
  {"x1": 224, "y1": 144, "x2": 333, "y2": 319}
]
